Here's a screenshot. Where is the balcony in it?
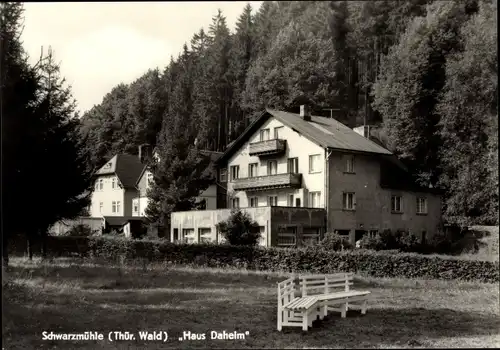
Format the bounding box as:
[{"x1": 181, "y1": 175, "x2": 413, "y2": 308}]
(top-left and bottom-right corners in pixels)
[
  {"x1": 249, "y1": 139, "x2": 287, "y2": 157},
  {"x1": 232, "y1": 173, "x2": 302, "y2": 191}
]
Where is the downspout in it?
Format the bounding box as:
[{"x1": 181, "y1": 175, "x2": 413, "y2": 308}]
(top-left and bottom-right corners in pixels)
[{"x1": 325, "y1": 148, "x2": 333, "y2": 235}]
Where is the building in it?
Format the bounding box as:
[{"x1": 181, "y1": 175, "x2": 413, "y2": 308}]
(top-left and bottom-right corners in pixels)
[
  {"x1": 170, "y1": 105, "x2": 443, "y2": 246},
  {"x1": 132, "y1": 150, "x2": 223, "y2": 217},
  {"x1": 90, "y1": 152, "x2": 148, "y2": 233}
]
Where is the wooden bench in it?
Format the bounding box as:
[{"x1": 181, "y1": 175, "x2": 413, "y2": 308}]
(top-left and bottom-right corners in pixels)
[
  {"x1": 299, "y1": 272, "x2": 371, "y2": 319},
  {"x1": 277, "y1": 277, "x2": 321, "y2": 331}
]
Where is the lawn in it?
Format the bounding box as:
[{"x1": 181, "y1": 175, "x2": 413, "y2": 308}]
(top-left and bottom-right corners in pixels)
[{"x1": 3, "y1": 257, "x2": 500, "y2": 349}]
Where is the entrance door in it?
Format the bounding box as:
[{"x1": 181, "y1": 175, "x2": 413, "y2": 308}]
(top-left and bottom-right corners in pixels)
[{"x1": 355, "y1": 230, "x2": 367, "y2": 243}]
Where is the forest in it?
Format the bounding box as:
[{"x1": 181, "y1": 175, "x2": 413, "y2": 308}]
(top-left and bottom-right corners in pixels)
[
  {"x1": 2, "y1": 1, "x2": 498, "y2": 254},
  {"x1": 79, "y1": 0, "x2": 497, "y2": 227}
]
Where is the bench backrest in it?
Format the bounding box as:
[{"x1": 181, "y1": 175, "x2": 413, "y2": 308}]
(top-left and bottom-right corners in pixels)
[
  {"x1": 277, "y1": 277, "x2": 296, "y2": 309},
  {"x1": 299, "y1": 273, "x2": 354, "y2": 296}
]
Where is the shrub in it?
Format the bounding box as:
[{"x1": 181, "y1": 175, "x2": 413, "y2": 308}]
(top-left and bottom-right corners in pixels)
[
  {"x1": 216, "y1": 209, "x2": 260, "y2": 246},
  {"x1": 320, "y1": 232, "x2": 353, "y2": 251},
  {"x1": 65, "y1": 224, "x2": 97, "y2": 237},
  {"x1": 359, "y1": 235, "x2": 384, "y2": 250},
  {"x1": 38, "y1": 235, "x2": 500, "y2": 283}
]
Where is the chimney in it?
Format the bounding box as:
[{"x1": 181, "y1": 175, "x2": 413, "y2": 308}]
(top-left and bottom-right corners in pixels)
[
  {"x1": 300, "y1": 104, "x2": 311, "y2": 121},
  {"x1": 138, "y1": 144, "x2": 152, "y2": 164}
]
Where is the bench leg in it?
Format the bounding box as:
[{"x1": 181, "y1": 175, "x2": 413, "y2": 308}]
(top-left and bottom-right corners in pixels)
[
  {"x1": 277, "y1": 309, "x2": 283, "y2": 331},
  {"x1": 302, "y1": 312, "x2": 309, "y2": 331},
  {"x1": 361, "y1": 300, "x2": 367, "y2": 315},
  {"x1": 341, "y1": 303, "x2": 347, "y2": 318}
]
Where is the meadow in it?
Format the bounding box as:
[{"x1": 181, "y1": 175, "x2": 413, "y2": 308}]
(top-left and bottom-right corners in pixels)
[{"x1": 3, "y1": 256, "x2": 499, "y2": 349}]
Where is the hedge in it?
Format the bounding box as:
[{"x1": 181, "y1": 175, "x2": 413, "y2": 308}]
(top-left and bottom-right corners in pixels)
[{"x1": 9, "y1": 235, "x2": 499, "y2": 283}]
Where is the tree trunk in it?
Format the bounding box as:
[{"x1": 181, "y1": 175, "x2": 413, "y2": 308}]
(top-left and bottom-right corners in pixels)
[
  {"x1": 27, "y1": 235, "x2": 34, "y2": 261},
  {"x1": 41, "y1": 229, "x2": 48, "y2": 260},
  {"x1": 2, "y1": 235, "x2": 9, "y2": 267}
]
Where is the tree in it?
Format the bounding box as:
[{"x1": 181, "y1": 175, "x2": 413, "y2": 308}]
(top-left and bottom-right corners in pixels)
[
  {"x1": 1, "y1": 2, "x2": 41, "y2": 264},
  {"x1": 371, "y1": 0, "x2": 480, "y2": 188},
  {"x1": 436, "y1": 0, "x2": 498, "y2": 225},
  {"x1": 1, "y1": 2, "x2": 93, "y2": 263},
  {"x1": 29, "y1": 47, "x2": 94, "y2": 258},
  {"x1": 216, "y1": 209, "x2": 260, "y2": 246},
  {"x1": 145, "y1": 46, "x2": 213, "y2": 227}
]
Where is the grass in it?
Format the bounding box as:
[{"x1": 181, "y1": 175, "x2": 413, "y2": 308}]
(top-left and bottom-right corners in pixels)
[{"x1": 3, "y1": 257, "x2": 500, "y2": 349}]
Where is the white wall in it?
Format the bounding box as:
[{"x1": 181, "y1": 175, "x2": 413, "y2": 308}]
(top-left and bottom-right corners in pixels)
[
  {"x1": 90, "y1": 175, "x2": 126, "y2": 217},
  {"x1": 132, "y1": 197, "x2": 150, "y2": 217},
  {"x1": 198, "y1": 184, "x2": 217, "y2": 210},
  {"x1": 226, "y1": 117, "x2": 325, "y2": 208}
]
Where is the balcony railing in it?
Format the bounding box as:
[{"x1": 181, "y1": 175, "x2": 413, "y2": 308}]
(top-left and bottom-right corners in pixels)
[
  {"x1": 232, "y1": 173, "x2": 302, "y2": 191},
  {"x1": 249, "y1": 139, "x2": 287, "y2": 156}
]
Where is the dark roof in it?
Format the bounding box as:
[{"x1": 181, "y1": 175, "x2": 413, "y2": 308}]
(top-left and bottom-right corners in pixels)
[
  {"x1": 95, "y1": 154, "x2": 146, "y2": 189},
  {"x1": 200, "y1": 150, "x2": 222, "y2": 180},
  {"x1": 217, "y1": 109, "x2": 392, "y2": 165},
  {"x1": 103, "y1": 216, "x2": 146, "y2": 227}
]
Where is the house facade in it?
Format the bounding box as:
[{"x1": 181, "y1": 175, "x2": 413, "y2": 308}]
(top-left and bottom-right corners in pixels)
[
  {"x1": 132, "y1": 150, "x2": 223, "y2": 217},
  {"x1": 90, "y1": 153, "x2": 145, "y2": 218},
  {"x1": 170, "y1": 105, "x2": 443, "y2": 246}
]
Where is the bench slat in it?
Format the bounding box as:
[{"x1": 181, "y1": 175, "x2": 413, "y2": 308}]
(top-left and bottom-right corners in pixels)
[{"x1": 316, "y1": 290, "x2": 370, "y2": 301}]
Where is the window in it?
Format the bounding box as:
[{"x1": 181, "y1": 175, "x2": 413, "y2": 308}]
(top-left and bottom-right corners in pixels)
[
  {"x1": 182, "y1": 229, "x2": 195, "y2": 243},
  {"x1": 96, "y1": 179, "x2": 103, "y2": 190},
  {"x1": 309, "y1": 192, "x2": 321, "y2": 208},
  {"x1": 268, "y1": 195, "x2": 278, "y2": 206},
  {"x1": 133, "y1": 200, "x2": 139, "y2": 214},
  {"x1": 344, "y1": 155, "x2": 355, "y2": 173},
  {"x1": 173, "y1": 228, "x2": 179, "y2": 241},
  {"x1": 250, "y1": 197, "x2": 259, "y2": 207},
  {"x1": 112, "y1": 201, "x2": 121, "y2": 213},
  {"x1": 99, "y1": 202, "x2": 103, "y2": 213},
  {"x1": 295, "y1": 198, "x2": 301, "y2": 207},
  {"x1": 111, "y1": 177, "x2": 117, "y2": 189},
  {"x1": 95, "y1": 181, "x2": 99, "y2": 191},
  {"x1": 260, "y1": 128, "x2": 270, "y2": 141},
  {"x1": 421, "y1": 231, "x2": 427, "y2": 244},
  {"x1": 198, "y1": 228, "x2": 212, "y2": 243},
  {"x1": 267, "y1": 160, "x2": 278, "y2": 175},
  {"x1": 277, "y1": 225, "x2": 297, "y2": 247},
  {"x1": 287, "y1": 194, "x2": 294, "y2": 207},
  {"x1": 343, "y1": 192, "x2": 355, "y2": 210},
  {"x1": 391, "y1": 195, "x2": 403, "y2": 213},
  {"x1": 416, "y1": 197, "x2": 428, "y2": 214},
  {"x1": 309, "y1": 154, "x2": 321, "y2": 173},
  {"x1": 231, "y1": 197, "x2": 240, "y2": 209},
  {"x1": 287, "y1": 157, "x2": 299, "y2": 174},
  {"x1": 274, "y1": 126, "x2": 284, "y2": 139},
  {"x1": 369, "y1": 230, "x2": 378, "y2": 238},
  {"x1": 302, "y1": 227, "x2": 321, "y2": 246},
  {"x1": 147, "y1": 172, "x2": 153, "y2": 187},
  {"x1": 230, "y1": 165, "x2": 240, "y2": 180},
  {"x1": 219, "y1": 168, "x2": 227, "y2": 182},
  {"x1": 248, "y1": 163, "x2": 259, "y2": 178}
]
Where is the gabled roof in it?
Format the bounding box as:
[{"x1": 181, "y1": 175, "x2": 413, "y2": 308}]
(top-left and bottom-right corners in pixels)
[
  {"x1": 95, "y1": 154, "x2": 146, "y2": 189},
  {"x1": 217, "y1": 108, "x2": 392, "y2": 165},
  {"x1": 135, "y1": 150, "x2": 223, "y2": 186}
]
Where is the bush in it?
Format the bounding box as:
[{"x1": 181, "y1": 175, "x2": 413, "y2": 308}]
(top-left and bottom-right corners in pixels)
[
  {"x1": 65, "y1": 224, "x2": 98, "y2": 237},
  {"x1": 320, "y1": 232, "x2": 352, "y2": 251},
  {"x1": 216, "y1": 209, "x2": 260, "y2": 246},
  {"x1": 36, "y1": 235, "x2": 499, "y2": 283}
]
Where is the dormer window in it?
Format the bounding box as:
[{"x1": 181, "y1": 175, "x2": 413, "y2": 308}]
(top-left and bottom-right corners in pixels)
[{"x1": 104, "y1": 163, "x2": 111, "y2": 169}]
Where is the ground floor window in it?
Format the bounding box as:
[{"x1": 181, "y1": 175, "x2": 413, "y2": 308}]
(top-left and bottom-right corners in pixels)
[
  {"x1": 302, "y1": 227, "x2": 321, "y2": 246},
  {"x1": 198, "y1": 228, "x2": 211, "y2": 243},
  {"x1": 277, "y1": 225, "x2": 297, "y2": 247},
  {"x1": 258, "y1": 226, "x2": 266, "y2": 246},
  {"x1": 182, "y1": 228, "x2": 195, "y2": 243}
]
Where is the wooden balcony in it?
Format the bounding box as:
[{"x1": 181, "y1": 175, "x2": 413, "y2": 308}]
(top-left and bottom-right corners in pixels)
[
  {"x1": 232, "y1": 173, "x2": 302, "y2": 191},
  {"x1": 249, "y1": 139, "x2": 287, "y2": 157}
]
